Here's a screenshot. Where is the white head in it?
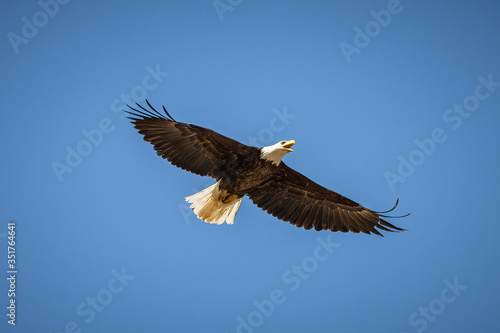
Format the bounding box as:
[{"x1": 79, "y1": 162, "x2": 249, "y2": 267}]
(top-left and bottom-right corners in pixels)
[{"x1": 260, "y1": 140, "x2": 296, "y2": 166}]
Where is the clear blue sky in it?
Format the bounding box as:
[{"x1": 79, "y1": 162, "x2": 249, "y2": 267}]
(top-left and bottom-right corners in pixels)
[{"x1": 1, "y1": 1, "x2": 500, "y2": 332}]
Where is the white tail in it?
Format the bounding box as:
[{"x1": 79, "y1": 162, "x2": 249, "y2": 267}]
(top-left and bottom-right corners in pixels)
[{"x1": 185, "y1": 182, "x2": 243, "y2": 225}]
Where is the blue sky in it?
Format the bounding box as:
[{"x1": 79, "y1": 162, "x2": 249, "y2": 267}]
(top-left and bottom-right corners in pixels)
[{"x1": 1, "y1": 0, "x2": 500, "y2": 332}]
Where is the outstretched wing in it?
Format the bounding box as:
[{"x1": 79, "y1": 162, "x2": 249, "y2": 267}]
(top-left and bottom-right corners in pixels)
[
  {"x1": 246, "y1": 163, "x2": 407, "y2": 236},
  {"x1": 126, "y1": 101, "x2": 254, "y2": 179}
]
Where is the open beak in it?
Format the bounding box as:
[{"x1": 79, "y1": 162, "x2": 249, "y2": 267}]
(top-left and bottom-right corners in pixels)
[{"x1": 283, "y1": 140, "x2": 296, "y2": 152}]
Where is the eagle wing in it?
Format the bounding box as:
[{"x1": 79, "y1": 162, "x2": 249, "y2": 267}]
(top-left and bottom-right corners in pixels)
[
  {"x1": 246, "y1": 163, "x2": 407, "y2": 236},
  {"x1": 126, "y1": 101, "x2": 253, "y2": 179}
]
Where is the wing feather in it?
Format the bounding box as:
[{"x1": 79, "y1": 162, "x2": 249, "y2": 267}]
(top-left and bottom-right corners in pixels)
[
  {"x1": 321, "y1": 205, "x2": 331, "y2": 230},
  {"x1": 247, "y1": 163, "x2": 407, "y2": 236},
  {"x1": 314, "y1": 204, "x2": 325, "y2": 231},
  {"x1": 297, "y1": 203, "x2": 313, "y2": 229},
  {"x1": 126, "y1": 101, "x2": 256, "y2": 179},
  {"x1": 304, "y1": 201, "x2": 319, "y2": 230},
  {"x1": 275, "y1": 196, "x2": 294, "y2": 220}
]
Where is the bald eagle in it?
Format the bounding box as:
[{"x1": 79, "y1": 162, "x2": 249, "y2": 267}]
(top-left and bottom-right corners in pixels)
[{"x1": 126, "y1": 101, "x2": 408, "y2": 236}]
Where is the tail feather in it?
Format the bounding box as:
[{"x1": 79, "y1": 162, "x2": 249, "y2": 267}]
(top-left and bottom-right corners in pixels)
[{"x1": 185, "y1": 182, "x2": 243, "y2": 225}]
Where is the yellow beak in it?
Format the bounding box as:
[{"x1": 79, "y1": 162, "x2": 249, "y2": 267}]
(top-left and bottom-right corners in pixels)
[{"x1": 283, "y1": 140, "x2": 296, "y2": 152}]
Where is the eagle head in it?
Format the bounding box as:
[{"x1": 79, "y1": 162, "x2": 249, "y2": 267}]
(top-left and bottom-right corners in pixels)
[{"x1": 260, "y1": 140, "x2": 296, "y2": 165}]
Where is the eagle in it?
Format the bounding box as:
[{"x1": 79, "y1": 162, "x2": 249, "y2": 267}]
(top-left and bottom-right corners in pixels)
[{"x1": 126, "y1": 101, "x2": 408, "y2": 236}]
